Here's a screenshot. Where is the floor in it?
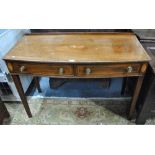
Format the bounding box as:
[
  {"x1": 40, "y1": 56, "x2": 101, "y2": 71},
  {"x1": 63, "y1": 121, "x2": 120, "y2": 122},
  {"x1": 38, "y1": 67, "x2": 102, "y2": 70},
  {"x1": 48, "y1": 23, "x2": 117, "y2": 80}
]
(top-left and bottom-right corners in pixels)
[
  {"x1": 3, "y1": 97, "x2": 155, "y2": 125},
  {"x1": 3, "y1": 77, "x2": 155, "y2": 125}
]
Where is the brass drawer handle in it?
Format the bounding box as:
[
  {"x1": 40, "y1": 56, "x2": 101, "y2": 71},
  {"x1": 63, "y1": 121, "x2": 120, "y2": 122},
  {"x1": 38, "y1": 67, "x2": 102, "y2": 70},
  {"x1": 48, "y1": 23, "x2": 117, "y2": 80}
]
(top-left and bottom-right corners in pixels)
[
  {"x1": 59, "y1": 67, "x2": 64, "y2": 75},
  {"x1": 20, "y1": 66, "x2": 26, "y2": 72},
  {"x1": 85, "y1": 68, "x2": 91, "y2": 75},
  {"x1": 127, "y1": 66, "x2": 133, "y2": 73}
]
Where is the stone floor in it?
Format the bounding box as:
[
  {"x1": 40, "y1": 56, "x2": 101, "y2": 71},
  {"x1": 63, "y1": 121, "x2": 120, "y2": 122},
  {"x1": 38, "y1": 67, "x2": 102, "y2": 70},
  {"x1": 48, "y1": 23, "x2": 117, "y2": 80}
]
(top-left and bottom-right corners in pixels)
[{"x1": 3, "y1": 97, "x2": 155, "y2": 125}]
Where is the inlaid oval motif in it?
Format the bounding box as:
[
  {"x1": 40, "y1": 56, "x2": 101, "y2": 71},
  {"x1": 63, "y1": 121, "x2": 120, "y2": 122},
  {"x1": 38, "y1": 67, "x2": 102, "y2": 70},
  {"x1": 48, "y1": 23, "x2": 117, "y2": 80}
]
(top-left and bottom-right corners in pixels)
[
  {"x1": 141, "y1": 63, "x2": 148, "y2": 73},
  {"x1": 7, "y1": 62, "x2": 13, "y2": 72}
]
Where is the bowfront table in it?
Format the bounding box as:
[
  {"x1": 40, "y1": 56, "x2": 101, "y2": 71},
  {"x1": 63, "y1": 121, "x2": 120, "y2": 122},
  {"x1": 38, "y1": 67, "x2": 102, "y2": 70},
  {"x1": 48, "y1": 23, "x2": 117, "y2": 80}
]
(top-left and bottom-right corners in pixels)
[{"x1": 3, "y1": 33, "x2": 150, "y2": 119}]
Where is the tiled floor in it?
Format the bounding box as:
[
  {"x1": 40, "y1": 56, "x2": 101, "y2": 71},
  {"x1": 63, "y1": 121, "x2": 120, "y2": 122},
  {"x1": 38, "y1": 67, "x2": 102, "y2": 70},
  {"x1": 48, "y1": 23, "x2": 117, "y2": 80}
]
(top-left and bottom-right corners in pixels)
[{"x1": 4, "y1": 97, "x2": 154, "y2": 125}]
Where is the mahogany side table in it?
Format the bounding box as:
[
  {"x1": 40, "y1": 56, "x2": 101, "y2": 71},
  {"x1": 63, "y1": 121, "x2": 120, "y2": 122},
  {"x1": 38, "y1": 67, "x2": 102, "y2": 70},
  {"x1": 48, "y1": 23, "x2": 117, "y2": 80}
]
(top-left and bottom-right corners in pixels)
[{"x1": 3, "y1": 33, "x2": 150, "y2": 119}]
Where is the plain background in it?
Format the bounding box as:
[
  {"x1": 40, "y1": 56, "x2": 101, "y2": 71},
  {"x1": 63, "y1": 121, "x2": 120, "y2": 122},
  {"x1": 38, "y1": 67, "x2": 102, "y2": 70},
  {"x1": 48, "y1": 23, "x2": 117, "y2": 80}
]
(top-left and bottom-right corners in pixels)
[{"x1": 0, "y1": 0, "x2": 155, "y2": 155}]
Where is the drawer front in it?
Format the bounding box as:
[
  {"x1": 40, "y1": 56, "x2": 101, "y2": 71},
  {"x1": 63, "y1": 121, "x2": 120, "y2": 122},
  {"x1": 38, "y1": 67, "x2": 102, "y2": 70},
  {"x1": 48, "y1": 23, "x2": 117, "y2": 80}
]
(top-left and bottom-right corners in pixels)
[
  {"x1": 8, "y1": 62, "x2": 74, "y2": 76},
  {"x1": 76, "y1": 63, "x2": 142, "y2": 77}
]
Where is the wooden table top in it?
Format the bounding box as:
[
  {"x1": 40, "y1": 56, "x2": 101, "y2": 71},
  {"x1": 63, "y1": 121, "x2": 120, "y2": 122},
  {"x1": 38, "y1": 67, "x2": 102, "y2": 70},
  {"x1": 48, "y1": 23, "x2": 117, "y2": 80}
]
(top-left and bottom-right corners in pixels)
[{"x1": 4, "y1": 33, "x2": 150, "y2": 63}]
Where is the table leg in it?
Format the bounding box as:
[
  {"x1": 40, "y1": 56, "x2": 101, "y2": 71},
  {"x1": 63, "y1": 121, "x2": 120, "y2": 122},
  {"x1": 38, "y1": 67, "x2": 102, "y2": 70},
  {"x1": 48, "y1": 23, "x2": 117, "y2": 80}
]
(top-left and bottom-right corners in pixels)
[
  {"x1": 34, "y1": 77, "x2": 42, "y2": 93},
  {"x1": 136, "y1": 109, "x2": 149, "y2": 124},
  {"x1": 12, "y1": 75, "x2": 32, "y2": 118},
  {"x1": 0, "y1": 98, "x2": 10, "y2": 124},
  {"x1": 128, "y1": 76, "x2": 144, "y2": 119},
  {"x1": 121, "y1": 77, "x2": 127, "y2": 95}
]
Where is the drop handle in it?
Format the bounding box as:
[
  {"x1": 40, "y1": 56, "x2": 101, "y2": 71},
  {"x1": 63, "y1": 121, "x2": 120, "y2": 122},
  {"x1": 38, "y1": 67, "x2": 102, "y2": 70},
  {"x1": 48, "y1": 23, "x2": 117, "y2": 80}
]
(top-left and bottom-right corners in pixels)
[
  {"x1": 59, "y1": 67, "x2": 64, "y2": 75},
  {"x1": 20, "y1": 66, "x2": 26, "y2": 72},
  {"x1": 127, "y1": 66, "x2": 133, "y2": 73},
  {"x1": 85, "y1": 68, "x2": 91, "y2": 75}
]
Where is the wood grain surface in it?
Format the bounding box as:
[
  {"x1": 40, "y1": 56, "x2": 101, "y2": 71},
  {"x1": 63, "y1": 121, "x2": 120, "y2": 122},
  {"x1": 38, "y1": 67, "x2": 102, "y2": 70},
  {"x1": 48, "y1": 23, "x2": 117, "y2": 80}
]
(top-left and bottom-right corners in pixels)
[
  {"x1": 3, "y1": 33, "x2": 150, "y2": 119},
  {"x1": 4, "y1": 33, "x2": 150, "y2": 63}
]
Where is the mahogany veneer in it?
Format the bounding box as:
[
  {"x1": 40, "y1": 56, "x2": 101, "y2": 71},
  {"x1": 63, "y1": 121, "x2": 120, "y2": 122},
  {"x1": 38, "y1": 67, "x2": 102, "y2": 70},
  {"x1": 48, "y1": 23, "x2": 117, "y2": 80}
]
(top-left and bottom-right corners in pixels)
[{"x1": 3, "y1": 33, "x2": 150, "y2": 119}]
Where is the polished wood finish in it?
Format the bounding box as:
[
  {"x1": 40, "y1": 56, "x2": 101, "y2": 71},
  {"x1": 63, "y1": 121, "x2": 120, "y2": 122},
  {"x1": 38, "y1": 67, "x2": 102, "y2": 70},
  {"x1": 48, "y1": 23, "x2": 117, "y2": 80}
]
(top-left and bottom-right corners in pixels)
[
  {"x1": 8, "y1": 62, "x2": 74, "y2": 77},
  {"x1": 6, "y1": 61, "x2": 146, "y2": 78},
  {"x1": 76, "y1": 63, "x2": 142, "y2": 78},
  {"x1": 11, "y1": 75, "x2": 32, "y2": 117},
  {"x1": 3, "y1": 33, "x2": 150, "y2": 119},
  {"x1": 129, "y1": 76, "x2": 145, "y2": 119},
  {"x1": 4, "y1": 34, "x2": 150, "y2": 63}
]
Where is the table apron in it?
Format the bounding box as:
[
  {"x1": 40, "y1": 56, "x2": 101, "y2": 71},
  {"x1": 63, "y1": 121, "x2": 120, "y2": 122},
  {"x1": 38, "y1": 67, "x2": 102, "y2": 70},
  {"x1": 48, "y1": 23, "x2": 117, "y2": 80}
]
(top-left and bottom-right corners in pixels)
[{"x1": 6, "y1": 61, "x2": 147, "y2": 78}]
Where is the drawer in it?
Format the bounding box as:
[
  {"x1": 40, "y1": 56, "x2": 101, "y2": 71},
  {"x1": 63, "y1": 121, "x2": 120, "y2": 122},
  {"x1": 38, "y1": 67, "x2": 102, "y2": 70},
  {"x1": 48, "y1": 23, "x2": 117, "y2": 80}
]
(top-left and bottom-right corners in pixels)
[
  {"x1": 7, "y1": 62, "x2": 74, "y2": 77},
  {"x1": 76, "y1": 63, "x2": 142, "y2": 77}
]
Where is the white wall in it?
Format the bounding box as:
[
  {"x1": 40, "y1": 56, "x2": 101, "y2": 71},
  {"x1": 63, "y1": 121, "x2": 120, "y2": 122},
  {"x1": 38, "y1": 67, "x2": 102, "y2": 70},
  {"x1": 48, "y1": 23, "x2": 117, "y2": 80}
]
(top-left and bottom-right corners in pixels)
[{"x1": 0, "y1": 29, "x2": 32, "y2": 101}]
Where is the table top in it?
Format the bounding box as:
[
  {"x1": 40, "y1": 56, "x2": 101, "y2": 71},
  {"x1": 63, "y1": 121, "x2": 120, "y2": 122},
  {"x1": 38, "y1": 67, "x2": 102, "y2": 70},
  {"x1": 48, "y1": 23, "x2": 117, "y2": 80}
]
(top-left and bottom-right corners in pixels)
[{"x1": 4, "y1": 33, "x2": 150, "y2": 63}]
